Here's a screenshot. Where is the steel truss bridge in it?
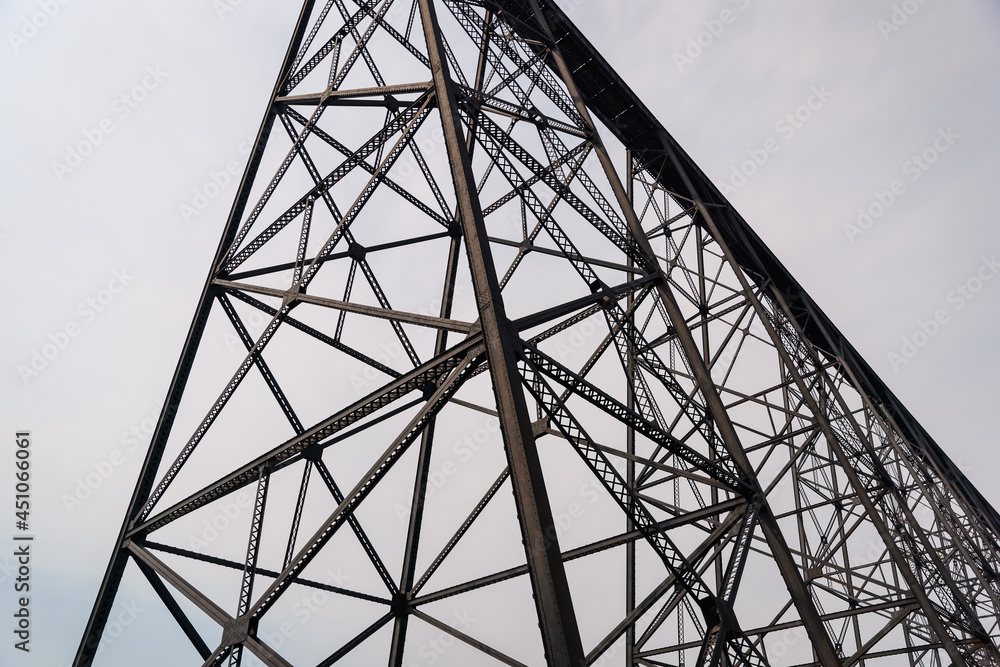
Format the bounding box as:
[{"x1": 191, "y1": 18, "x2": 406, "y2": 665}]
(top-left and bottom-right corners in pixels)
[{"x1": 75, "y1": 1, "x2": 1000, "y2": 665}]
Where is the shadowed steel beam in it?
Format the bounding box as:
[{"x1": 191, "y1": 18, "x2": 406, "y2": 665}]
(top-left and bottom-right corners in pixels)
[
  {"x1": 135, "y1": 559, "x2": 213, "y2": 661},
  {"x1": 418, "y1": 0, "x2": 586, "y2": 664},
  {"x1": 213, "y1": 278, "x2": 474, "y2": 333},
  {"x1": 128, "y1": 542, "x2": 232, "y2": 628}
]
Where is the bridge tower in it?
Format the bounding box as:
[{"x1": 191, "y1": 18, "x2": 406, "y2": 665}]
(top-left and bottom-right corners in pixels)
[{"x1": 75, "y1": 1, "x2": 1000, "y2": 665}]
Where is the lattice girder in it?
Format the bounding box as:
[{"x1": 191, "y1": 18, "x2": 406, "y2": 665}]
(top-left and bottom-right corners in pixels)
[{"x1": 74, "y1": 2, "x2": 1000, "y2": 666}]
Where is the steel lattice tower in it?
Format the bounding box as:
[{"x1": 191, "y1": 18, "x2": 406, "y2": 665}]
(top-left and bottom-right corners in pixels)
[{"x1": 75, "y1": 1, "x2": 1000, "y2": 665}]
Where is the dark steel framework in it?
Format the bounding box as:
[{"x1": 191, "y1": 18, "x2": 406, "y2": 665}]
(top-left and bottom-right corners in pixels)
[{"x1": 75, "y1": 1, "x2": 1000, "y2": 665}]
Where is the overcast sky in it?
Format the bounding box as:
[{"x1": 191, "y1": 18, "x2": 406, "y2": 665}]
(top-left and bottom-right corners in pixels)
[{"x1": 1, "y1": 1, "x2": 998, "y2": 665}]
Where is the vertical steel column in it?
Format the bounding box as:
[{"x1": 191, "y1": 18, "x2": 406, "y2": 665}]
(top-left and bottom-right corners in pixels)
[
  {"x1": 524, "y1": 3, "x2": 842, "y2": 664},
  {"x1": 417, "y1": 1, "x2": 586, "y2": 664},
  {"x1": 389, "y1": 14, "x2": 492, "y2": 664},
  {"x1": 71, "y1": 2, "x2": 318, "y2": 664},
  {"x1": 625, "y1": 151, "x2": 638, "y2": 667}
]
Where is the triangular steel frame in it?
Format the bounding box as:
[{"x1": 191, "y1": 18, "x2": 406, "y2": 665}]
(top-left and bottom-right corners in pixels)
[{"x1": 74, "y1": 1, "x2": 1000, "y2": 666}]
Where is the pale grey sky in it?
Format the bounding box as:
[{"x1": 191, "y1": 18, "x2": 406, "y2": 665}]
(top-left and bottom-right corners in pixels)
[{"x1": 1, "y1": 1, "x2": 998, "y2": 665}]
